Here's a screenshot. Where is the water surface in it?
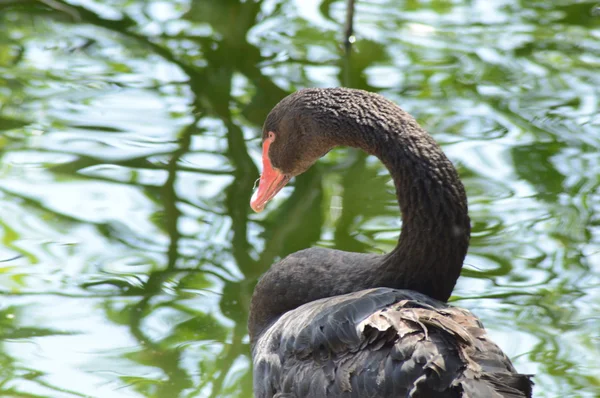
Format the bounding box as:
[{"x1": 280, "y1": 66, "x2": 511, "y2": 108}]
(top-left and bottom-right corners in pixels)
[{"x1": 0, "y1": 0, "x2": 599, "y2": 397}]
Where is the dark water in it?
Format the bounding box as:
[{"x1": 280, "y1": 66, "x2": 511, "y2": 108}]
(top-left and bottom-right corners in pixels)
[{"x1": 0, "y1": 0, "x2": 598, "y2": 397}]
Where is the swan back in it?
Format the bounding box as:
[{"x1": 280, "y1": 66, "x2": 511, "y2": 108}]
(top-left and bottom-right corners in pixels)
[{"x1": 252, "y1": 288, "x2": 533, "y2": 398}]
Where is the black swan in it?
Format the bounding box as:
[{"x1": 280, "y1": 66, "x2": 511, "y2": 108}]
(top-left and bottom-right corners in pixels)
[{"x1": 248, "y1": 88, "x2": 533, "y2": 397}]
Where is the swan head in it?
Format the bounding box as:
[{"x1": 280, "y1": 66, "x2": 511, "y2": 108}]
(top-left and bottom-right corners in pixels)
[{"x1": 251, "y1": 89, "x2": 336, "y2": 212}]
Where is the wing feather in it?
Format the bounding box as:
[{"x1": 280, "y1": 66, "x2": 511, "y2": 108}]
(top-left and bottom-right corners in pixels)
[{"x1": 252, "y1": 288, "x2": 533, "y2": 398}]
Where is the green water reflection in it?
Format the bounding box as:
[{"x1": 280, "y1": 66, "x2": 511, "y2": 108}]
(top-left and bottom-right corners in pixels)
[{"x1": 0, "y1": 0, "x2": 598, "y2": 397}]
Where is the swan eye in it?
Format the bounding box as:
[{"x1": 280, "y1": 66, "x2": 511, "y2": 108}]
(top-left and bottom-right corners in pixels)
[{"x1": 268, "y1": 131, "x2": 275, "y2": 141}]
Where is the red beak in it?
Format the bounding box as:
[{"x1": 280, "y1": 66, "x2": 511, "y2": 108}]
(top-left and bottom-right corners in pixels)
[{"x1": 250, "y1": 135, "x2": 290, "y2": 212}]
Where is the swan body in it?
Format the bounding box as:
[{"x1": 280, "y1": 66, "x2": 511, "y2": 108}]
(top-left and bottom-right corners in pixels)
[{"x1": 253, "y1": 288, "x2": 531, "y2": 397}]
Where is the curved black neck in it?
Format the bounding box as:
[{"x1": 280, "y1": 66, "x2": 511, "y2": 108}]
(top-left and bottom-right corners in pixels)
[
  {"x1": 368, "y1": 131, "x2": 470, "y2": 302},
  {"x1": 322, "y1": 93, "x2": 470, "y2": 302},
  {"x1": 249, "y1": 89, "x2": 470, "y2": 341}
]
